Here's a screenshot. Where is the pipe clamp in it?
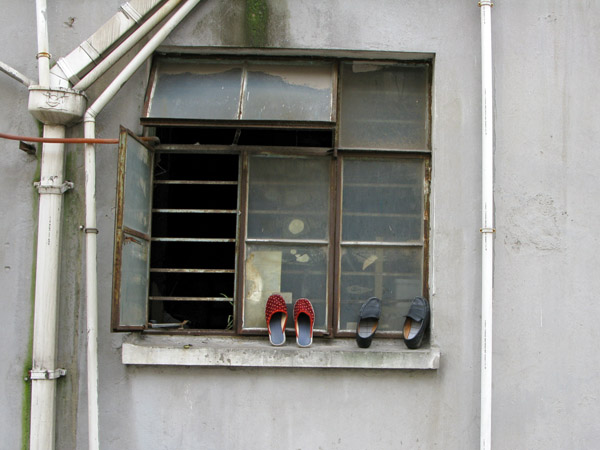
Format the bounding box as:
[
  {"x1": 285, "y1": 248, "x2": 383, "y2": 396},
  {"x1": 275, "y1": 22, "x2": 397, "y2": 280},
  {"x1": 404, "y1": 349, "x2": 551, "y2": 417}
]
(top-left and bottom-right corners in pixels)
[
  {"x1": 480, "y1": 227, "x2": 496, "y2": 234},
  {"x1": 34, "y1": 180, "x2": 74, "y2": 194},
  {"x1": 26, "y1": 369, "x2": 67, "y2": 381}
]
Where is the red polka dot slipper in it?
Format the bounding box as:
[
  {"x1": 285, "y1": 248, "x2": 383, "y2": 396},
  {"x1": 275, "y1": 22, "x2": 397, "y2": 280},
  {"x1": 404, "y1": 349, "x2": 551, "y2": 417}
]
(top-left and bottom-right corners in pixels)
[
  {"x1": 293, "y1": 298, "x2": 315, "y2": 347},
  {"x1": 265, "y1": 294, "x2": 288, "y2": 346}
]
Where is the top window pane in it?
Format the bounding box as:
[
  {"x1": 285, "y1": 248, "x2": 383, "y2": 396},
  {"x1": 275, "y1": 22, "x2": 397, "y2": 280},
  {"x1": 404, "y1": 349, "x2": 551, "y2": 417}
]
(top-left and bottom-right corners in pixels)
[
  {"x1": 242, "y1": 63, "x2": 335, "y2": 122},
  {"x1": 339, "y1": 62, "x2": 430, "y2": 150},
  {"x1": 146, "y1": 59, "x2": 335, "y2": 122},
  {"x1": 147, "y1": 60, "x2": 243, "y2": 120}
]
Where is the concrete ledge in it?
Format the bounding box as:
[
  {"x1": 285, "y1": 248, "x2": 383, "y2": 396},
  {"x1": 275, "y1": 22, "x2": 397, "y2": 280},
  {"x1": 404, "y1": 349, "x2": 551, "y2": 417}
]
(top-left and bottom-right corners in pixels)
[{"x1": 122, "y1": 334, "x2": 440, "y2": 370}]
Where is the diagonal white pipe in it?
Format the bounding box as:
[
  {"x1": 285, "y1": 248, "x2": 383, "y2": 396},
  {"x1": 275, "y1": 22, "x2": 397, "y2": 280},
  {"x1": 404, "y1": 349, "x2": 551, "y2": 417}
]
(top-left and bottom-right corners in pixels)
[
  {"x1": 479, "y1": 1, "x2": 495, "y2": 450},
  {"x1": 0, "y1": 60, "x2": 34, "y2": 87},
  {"x1": 75, "y1": 0, "x2": 182, "y2": 91}
]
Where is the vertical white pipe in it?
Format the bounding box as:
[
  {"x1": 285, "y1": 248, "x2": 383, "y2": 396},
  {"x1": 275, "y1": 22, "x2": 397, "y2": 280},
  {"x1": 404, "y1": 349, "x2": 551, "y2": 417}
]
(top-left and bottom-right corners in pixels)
[
  {"x1": 479, "y1": 1, "x2": 494, "y2": 450},
  {"x1": 81, "y1": 2, "x2": 203, "y2": 448},
  {"x1": 30, "y1": 125, "x2": 66, "y2": 450},
  {"x1": 36, "y1": 0, "x2": 50, "y2": 86},
  {"x1": 84, "y1": 121, "x2": 100, "y2": 450}
]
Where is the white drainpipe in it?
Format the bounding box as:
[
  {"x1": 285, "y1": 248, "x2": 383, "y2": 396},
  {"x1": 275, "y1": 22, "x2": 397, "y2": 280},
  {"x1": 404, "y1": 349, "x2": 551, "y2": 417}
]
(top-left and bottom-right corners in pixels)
[
  {"x1": 35, "y1": 0, "x2": 50, "y2": 87},
  {"x1": 29, "y1": 2, "x2": 67, "y2": 448},
  {"x1": 82, "y1": 1, "x2": 203, "y2": 448},
  {"x1": 479, "y1": 1, "x2": 495, "y2": 450},
  {"x1": 27, "y1": 1, "x2": 191, "y2": 448},
  {"x1": 29, "y1": 126, "x2": 68, "y2": 450}
]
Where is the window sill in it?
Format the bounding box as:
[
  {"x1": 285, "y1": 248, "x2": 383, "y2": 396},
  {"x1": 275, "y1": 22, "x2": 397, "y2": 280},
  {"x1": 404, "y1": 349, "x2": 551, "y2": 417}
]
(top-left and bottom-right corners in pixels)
[{"x1": 121, "y1": 334, "x2": 440, "y2": 370}]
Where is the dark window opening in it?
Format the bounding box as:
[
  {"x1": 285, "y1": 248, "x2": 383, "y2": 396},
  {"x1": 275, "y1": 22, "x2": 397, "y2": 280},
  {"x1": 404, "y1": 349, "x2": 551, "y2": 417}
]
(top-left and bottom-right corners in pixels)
[
  {"x1": 154, "y1": 126, "x2": 333, "y2": 147},
  {"x1": 148, "y1": 153, "x2": 239, "y2": 330}
]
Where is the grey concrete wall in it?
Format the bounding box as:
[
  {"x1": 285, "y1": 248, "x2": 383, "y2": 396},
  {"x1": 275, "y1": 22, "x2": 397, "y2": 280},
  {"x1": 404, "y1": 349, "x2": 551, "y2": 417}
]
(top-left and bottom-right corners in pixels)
[
  {"x1": 0, "y1": 0, "x2": 599, "y2": 449},
  {"x1": 0, "y1": 2, "x2": 40, "y2": 448}
]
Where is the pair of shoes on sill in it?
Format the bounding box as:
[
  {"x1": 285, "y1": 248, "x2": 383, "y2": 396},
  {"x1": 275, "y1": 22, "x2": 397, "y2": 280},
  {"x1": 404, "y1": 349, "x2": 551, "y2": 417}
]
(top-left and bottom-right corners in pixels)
[
  {"x1": 265, "y1": 295, "x2": 315, "y2": 347},
  {"x1": 355, "y1": 296, "x2": 430, "y2": 350}
]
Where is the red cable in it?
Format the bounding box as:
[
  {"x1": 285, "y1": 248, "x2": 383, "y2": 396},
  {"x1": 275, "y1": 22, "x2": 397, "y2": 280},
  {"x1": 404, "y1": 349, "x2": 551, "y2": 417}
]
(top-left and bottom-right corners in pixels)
[
  {"x1": 0, "y1": 132, "x2": 118, "y2": 144},
  {"x1": 0, "y1": 132, "x2": 158, "y2": 145}
]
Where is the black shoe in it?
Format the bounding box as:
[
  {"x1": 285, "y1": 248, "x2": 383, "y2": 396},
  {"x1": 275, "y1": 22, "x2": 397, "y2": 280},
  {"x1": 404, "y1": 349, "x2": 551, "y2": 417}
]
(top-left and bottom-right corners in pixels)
[
  {"x1": 403, "y1": 297, "x2": 430, "y2": 349},
  {"x1": 356, "y1": 297, "x2": 381, "y2": 348}
]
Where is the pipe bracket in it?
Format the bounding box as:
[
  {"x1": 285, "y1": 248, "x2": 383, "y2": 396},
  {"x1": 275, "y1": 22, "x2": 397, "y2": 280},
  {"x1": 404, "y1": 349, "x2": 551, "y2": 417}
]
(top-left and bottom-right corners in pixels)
[
  {"x1": 480, "y1": 227, "x2": 496, "y2": 234},
  {"x1": 478, "y1": 1, "x2": 494, "y2": 6},
  {"x1": 34, "y1": 180, "x2": 74, "y2": 195},
  {"x1": 120, "y1": 2, "x2": 143, "y2": 23},
  {"x1": 26, "y1": 368, "x2": 67, "y2": 381}
]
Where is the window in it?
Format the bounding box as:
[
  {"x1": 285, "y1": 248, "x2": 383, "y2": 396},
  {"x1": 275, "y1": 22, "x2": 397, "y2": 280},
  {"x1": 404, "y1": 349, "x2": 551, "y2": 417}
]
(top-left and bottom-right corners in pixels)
[{"x1": 112, "y1": 57, "x2": 431, "y2": 341}]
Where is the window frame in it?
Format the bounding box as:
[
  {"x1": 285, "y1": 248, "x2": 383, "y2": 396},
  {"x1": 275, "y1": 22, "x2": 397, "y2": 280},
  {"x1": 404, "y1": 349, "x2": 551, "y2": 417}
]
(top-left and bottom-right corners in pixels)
[{"x1": 112, "y1": 55, "x2": 432, "y2": 340}]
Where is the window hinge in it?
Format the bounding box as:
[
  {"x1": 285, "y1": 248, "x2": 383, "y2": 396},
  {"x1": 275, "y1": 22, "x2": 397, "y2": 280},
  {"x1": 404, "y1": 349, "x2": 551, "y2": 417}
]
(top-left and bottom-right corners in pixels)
[
  {"x1": 34, "y1": 180, "x2": 74, "y2": 195},
  {"x1": 25, "y1": 368, "x2": 67, "y2": 381}
]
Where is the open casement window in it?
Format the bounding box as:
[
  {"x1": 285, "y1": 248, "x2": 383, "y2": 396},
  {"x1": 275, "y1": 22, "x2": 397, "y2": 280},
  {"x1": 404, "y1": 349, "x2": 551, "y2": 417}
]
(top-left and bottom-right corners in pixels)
[
  {"x1": 112, "y1": 128, "x2": 154, "y2": 330},
  {"x1": 112, "y1": 57, "x2": 431, "y2": 339}
]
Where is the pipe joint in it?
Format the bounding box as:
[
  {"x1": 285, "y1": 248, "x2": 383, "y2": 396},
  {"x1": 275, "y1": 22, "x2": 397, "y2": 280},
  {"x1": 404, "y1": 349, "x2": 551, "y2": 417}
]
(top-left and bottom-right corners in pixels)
[
  {"x1": 478, "y1": 1, "x2": 494, "y2": 6},
  {"x1": 36, "y1": 51, "x2": 52, "y2": 60},
  {"x1": 480, "y1": 227, "x2": 496, "y2": 234},
  {"x1": 34, "y1": 180, "x2": 74, "y2": 195}
]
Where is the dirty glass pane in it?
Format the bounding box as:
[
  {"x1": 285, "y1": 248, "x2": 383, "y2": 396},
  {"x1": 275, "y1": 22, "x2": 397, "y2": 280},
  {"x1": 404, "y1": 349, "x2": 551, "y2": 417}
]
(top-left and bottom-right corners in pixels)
[
  {"x1": 119, "y1": 232, "x2": 150, "y2": 326},
  {"x1": 147, "y1": 61, "x2": 243, "y2": 119},
  {"x1": 244, "y1": 244, "x2": 328, "y2": 331},
  {"x1": 247, "y1": 155, "x2": 330, "y2": 240},
  {"x1": 114, "y1": 130, "x2": 154, "y2": 329},
  {"x1": 242, "y1": 63, "x2": 334, "y2": 121},
  {"x1": 342, "y1": 158, "x2": 424, "y2": 242},
  {"x1": 339, "y1": 62, "x2": 430, "y2": 150},
  {"x1": 123, "y1": 135, "x2": 153, "y2": 236},
  {"x1": 338, "y1": 246, "x2": 423, "y2": 333}
]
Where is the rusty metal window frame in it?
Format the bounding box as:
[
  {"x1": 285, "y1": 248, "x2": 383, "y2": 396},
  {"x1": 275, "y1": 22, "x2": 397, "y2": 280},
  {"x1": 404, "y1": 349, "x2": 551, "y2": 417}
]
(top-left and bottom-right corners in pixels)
[
  {"x1": 113, "y1": 55, "x2": 432, "y2": 340},
  {"x1": 142, "y1": 55, "x2": 338, "y2": 125},
  {"x1": 332, "y1": 151, "x2": 431, "y2": 338}
]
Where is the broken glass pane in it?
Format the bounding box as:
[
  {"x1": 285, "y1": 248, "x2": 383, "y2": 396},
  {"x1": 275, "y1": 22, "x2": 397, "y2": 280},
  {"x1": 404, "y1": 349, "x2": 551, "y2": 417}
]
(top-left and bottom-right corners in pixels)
[
  {"x1": 242, "y1": 63, "x2": 334, "y2": 121},
  {"x1": 147, "y1": 61, "x2": 243, "y2": 120}
]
